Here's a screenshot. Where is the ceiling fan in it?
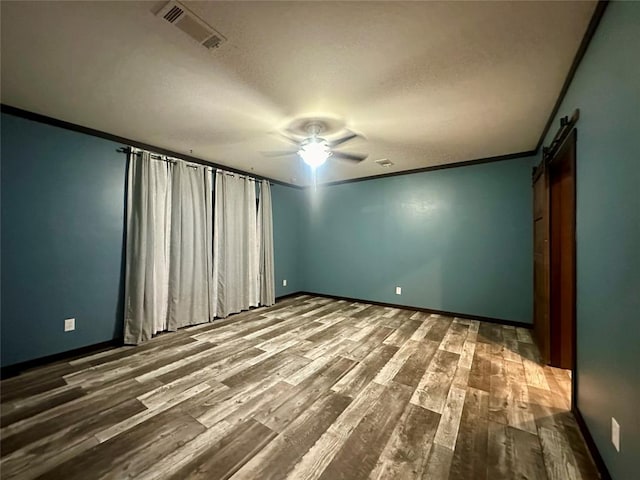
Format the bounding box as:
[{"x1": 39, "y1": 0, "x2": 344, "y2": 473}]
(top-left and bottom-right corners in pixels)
[{"x1": 263, "y1": 121, "x2": 367, "y2": 168}]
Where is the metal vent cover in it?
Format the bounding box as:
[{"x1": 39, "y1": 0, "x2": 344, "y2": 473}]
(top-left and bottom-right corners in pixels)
[
  {"x1": 202, "y1": 35, "x2": 224, "y2": 50},
  {"x1": 375, "y1": 159, "x2": 394, "y2": 167},
  {"x1": 156, "y1": 1, "x2": 226, "y2": 50},
  {"x1": 163, "y1": 5, "x2": 184, "y2": 23}
]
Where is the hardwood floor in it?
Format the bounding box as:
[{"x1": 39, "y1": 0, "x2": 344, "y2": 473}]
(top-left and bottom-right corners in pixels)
[{"x1": 0, "y1": 295, "x2": 599, "y2": 479}]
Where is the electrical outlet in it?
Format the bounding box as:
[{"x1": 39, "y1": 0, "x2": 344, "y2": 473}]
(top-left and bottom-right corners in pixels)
[
  {"x1": 395, "y1": 286, "x2": 402, "y2": 295},
  {"x1": 282, "y1": 279, "x2": 287, "y2": 287},
  {"x1": 612, "y1": 417, "x2": 620, "y2": 452},
  {"x1": 64, "y1": 318, "x2": 75, "y2": 332}
]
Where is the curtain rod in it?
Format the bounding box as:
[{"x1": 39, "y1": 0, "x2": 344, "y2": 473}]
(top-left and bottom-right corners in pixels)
[
  {"x1": 118, "y1": 147, "x2": 209, "y2": 170},
  {"x1": 215, "y1": 169, "x2": 257, "y2": 181},
  {"x1": 117, "y1": 147, "x2": 271, "y2": 184}
]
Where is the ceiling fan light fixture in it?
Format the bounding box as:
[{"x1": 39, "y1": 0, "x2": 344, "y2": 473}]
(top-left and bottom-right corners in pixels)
[{"x1": 298, "y1": 138, "x2": 331, "y2": 168}]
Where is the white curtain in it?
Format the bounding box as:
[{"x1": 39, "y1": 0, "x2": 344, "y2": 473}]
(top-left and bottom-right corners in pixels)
[
  {"x1": 124, "y1": 153, "x2": 214, "y2": 344},
  {"x1": 213, "y1": 172, "x2": 259, "y2": 318},
  {"x1": 124, "y1": 152, "x2": 172, "y2": 344},
  {"x1": 258, "y1": 180, "x2": 276, "y2": 306},
  {"x1": 168, "y1": 162, "x2": 214, "y2": 330},
  {"x1": 125, "y1": 153, "x2": 273, "y2": 342}
]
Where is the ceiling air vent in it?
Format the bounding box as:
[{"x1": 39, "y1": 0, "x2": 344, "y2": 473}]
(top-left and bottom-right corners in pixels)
[
  {"x1": 375, "y1": 159, "x2": 394, "y2": 168},
  {"x1": 156, "y1": 1, "x2": 227, "y2": 50},
  {"x1": 202, "y1": 35, "x2": 224, "y2": 50}
]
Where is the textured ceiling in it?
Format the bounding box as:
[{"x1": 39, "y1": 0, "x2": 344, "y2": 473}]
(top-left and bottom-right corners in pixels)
[{"x1": 1, "y1": 1, "x2": 596, "y2": 185}]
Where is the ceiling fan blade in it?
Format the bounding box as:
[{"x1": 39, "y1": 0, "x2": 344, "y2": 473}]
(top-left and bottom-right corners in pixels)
[
  {"x1": 268, "y1": 130, "x2": 300, "y2": 146},
  {"x1": 279, "y1": 131, "x2": 302, "y2": 145},
  {"x1": 332, "y1": 151, "x2": 368, "y2": 163},
  {"x1": 329, "y1": 133, "x2": 358, "y2": 148},
  {"x1": 260, "y1": 150, "x2": 299, "y2": 157}
]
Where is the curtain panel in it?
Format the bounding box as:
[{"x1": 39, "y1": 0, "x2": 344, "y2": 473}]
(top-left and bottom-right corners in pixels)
[
  {"x1": 258, "y1": 180, "x2": 276, "y2": 306},
  {"x1": 212, "y1": 172, "x2": 260, "y2": 318},
  {"x1": 124, "y1": 152, "x2": 276, "y2": 343},
  {"x1": 124, "y1": 152, "x2": 172, "y2": 344},
  {"x1": 168, "y1": 162, "x2": 214, "y2": 330},
  {"x1": 124, "y1": 153, "x2": 213, "y2": 344}
]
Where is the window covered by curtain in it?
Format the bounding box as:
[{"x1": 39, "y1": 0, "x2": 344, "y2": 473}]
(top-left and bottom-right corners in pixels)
[
  {"x1": 124, "y1": 152, "x2": 213, "y2": 344},
  {"x1": 212, "y1": 172, "x2": 260, "y2": 318},
  {"x1": 124, "y1": 152, "x2": 172, "y2": 344},
  {"x1": 168, "y1": 162, "x2": 214, "y2": 330},
  {"x1": 258, "y1": 180, "x2": 275, "y2": 307},
  {"x1": 124, "y1": 150, "x2": 276, "y2": 343}
]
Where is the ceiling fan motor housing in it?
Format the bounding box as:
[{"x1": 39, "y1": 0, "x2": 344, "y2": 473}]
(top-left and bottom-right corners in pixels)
[{"x1": 305, "y1": 121, "x2": 325, "y2": 137}]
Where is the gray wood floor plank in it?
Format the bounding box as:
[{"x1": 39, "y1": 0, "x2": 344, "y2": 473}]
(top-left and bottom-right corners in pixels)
[
  {"x1": 148, "y1": 340, "x2": 263, "y2": 385},
  {"x1": 286, "y1": 380, "x2": 386, "y2": 480},
  {"x1": 468, "y1": 342, "x2": 492, "y2": 392},
  {"x1": 0, "y1": 295, "x2": 599, "y2": 480},
  {"x1": 434, "y1": 385, "x2": 467, "y2": 450},
  {"x1": 40, "y1": 411, "x2": 205, "y2": 480},
  {"x1": 410, "y1": 349, "x2": 460, "y2": 413},
  {"x1": 487, "y1": 421, "x2": 547, "y2": 480},
  {"x1": 196, "y1": 356, "x2": 311, "y2": 428},
  {"x1": 557, "y1": 413, "x2": 601, "y2": 480},
  {"x1": 373, "y1": 339, "x2": 420, "y2": 386},
  {"x1": 0, "y1": 398, "x2": 146, "y2": 479},
  {"x1": 134, "y1": 421, "x2": 236, "y2": 480},
  {"x1": 382, "y1": 319, "x2": 423, "y2": 347},
  {"x1": 449, "y1": 387, "x2": 490, "y2": 480},
  {"x1": 230, "y1": 391, "x2": 352, "y2": 479},
  {"x1": 0, "y1": 377, "x2": 69, "y2": 405},
  {"x1": 168, "y1": 418, "x2": 276, "y2": 480},
  {"x1": 369, "y1": 402, "x2": 440, "y2": 479},
  {"x1": 538, "y1": 426, "x2": 582, "y2": 480},
  {"x1": 344, "y1": 326, "x2": 395, "y2": 361},
  {"x1": 221, "y1": 381, "x2": 292, "y2": 428},
  {"x1": 488, "y1": 355, "x2": 537, "y2": 435},
  {"x1": 221, "y1": 351, "x2": 307, "y2": 389},
  {"x1": 393, "y1": 339, "x2": 439, "y2": 389},
  {"x1": 0, "y1": 386, "x2": 85, "y2": 428},
  {"x1": 439, "y1": 321, "x2": 469, "y2": 354},
  {"x1": 1, "y1": 377, "x2": 161, "y2": 442},
  {"x1": 424, "y1": 316, "x2": 454, "y2": 343},
  {"x1": 317, "y1": 381, "x2": 412, "y2": 480},
  {"x1": 332, "y1": 343, "x2": 398, "y2": 398},
  {"x1": 63, "y1": 340, "x2": 213, "y2": 390},
  {"x1": 423, "y1": 443, "x2": 455, "y2": 480},
  {"x1": 256, "y1": 356, "x2": 356, "y2": 433}
]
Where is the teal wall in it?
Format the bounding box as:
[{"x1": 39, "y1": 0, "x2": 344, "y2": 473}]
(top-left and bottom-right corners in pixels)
[
  {"x1": 540, "y1": 2, "x2": 640, "y2": 478},
  {"x1": 271, "y1": 183, "x2": 305, "y2": 297},
  {"x1": 1, "y1": 113, "x2": 127, "y2": 367},
  {"x1": 0, "y1": 113, "x2": 303, "y2": 367},
  {"x1": 302, "y1": 157, "x2": 537, "y2": 323}
]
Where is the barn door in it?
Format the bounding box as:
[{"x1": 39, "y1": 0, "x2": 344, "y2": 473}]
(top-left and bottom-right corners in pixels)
[
  {"x1": 548, "y1": 130, "x2": 576, "y2": 370},
  {"x1": 532, "y1": 162, "x2": 551, "y2": 364},
  {"x1": 532, "y1": 127, "x2": 577, "y2": 370}
]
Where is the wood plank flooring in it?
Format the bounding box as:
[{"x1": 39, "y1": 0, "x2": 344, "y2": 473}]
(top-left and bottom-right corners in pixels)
[{"x1": 0, "y1": 295, "x2": 600, "y2": 479}]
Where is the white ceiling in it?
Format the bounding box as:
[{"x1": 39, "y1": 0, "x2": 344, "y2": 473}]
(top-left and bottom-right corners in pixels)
[{"x1": 1, "y1": 1, "x2": 596, "y2": 186}]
